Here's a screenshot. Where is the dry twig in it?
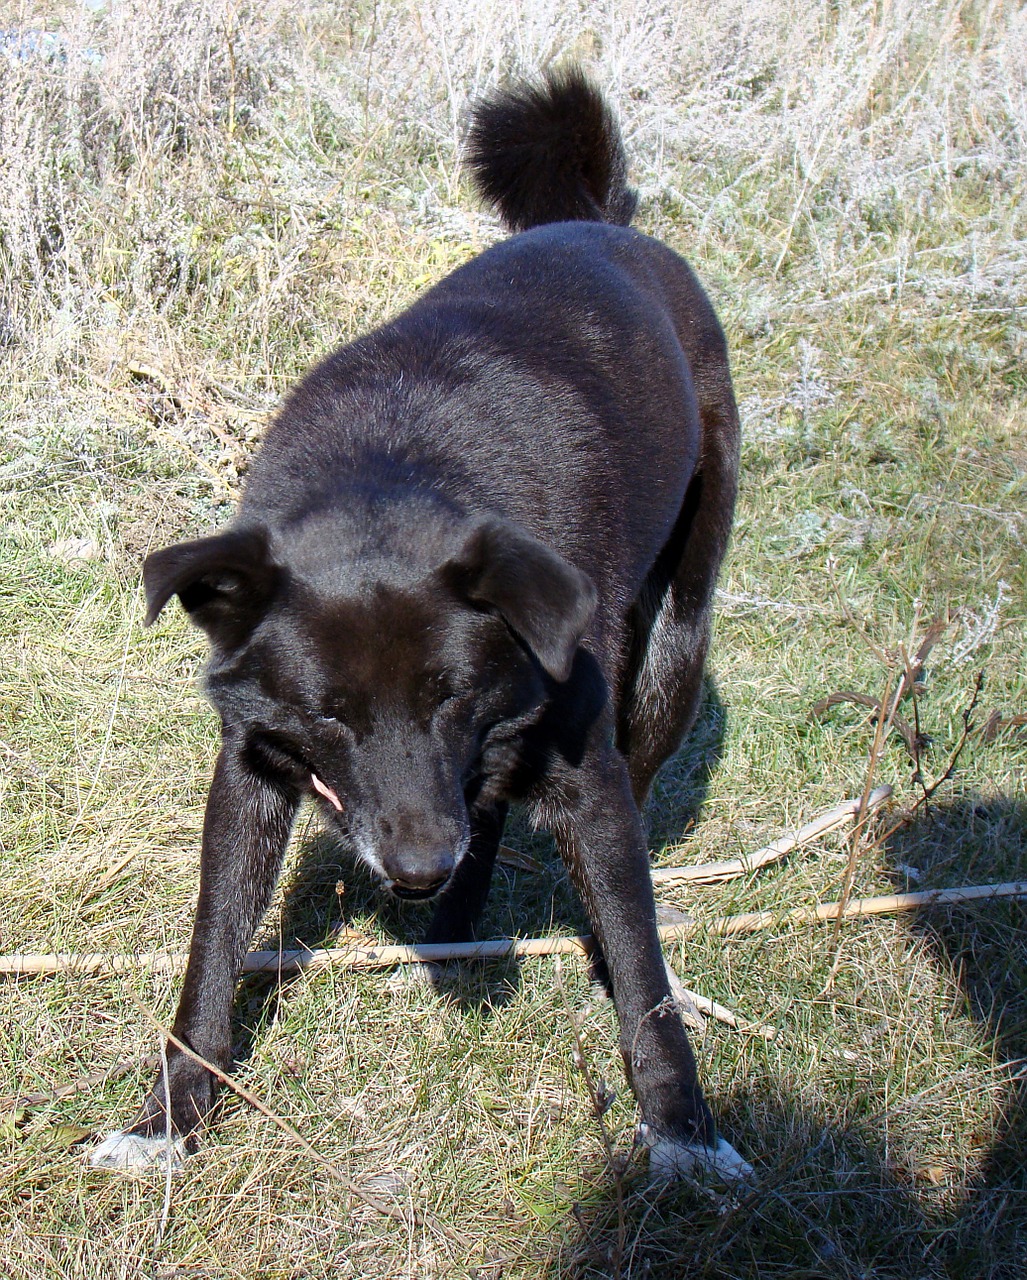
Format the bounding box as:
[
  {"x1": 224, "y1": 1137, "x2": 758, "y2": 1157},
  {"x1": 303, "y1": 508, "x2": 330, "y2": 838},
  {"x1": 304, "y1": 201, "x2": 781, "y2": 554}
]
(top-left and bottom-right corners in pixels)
[
  {"x1": 0, "y1": 1055, "x2": 161, "y2": 1115},
  {"x1": 652, "y1": 787, "x2": 891, "y2": 886},
  {"x1": 663, "y1": 959, "x2": 776, "y2": 1039},
  {"x1": 825, "y1": 669, "x2": 897, "y2": 986},
  {"x1": 556, "y1": 959, "x2": 627, "y2": 1279},
  {"x1": 124, "y1": 993, "x2": 467, "y2": 1243}
]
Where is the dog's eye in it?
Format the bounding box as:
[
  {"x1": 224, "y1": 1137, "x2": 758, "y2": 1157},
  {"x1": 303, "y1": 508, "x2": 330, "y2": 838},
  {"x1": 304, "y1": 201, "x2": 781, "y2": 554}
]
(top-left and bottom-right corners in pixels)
[
  {"x1": 434, "y1": 689, "x2": 471, "y2": 715},
  {"x1": 316, "y1": 711, "x2": 354, "y2": 732},
  {"x1": 299, "y1": 704, "x2": 346, "y2": 727},
  {"x1": 310, "y1": 710, "x2": 356, "y2": 741}
]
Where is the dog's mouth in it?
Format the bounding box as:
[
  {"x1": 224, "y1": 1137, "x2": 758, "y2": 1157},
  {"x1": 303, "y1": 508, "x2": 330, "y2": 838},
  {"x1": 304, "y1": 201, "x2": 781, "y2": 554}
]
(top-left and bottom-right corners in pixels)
[{"x1": 388, "y1": 882, "x2": 444, "y2": 901}]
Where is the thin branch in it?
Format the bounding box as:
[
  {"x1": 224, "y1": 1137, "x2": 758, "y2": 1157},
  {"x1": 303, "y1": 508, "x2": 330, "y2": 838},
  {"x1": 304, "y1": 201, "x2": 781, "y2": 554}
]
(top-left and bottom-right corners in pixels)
[
  {"x1": 154, "y1": 1036, "x2": 175, "y2": 1248},
  {"x1": 871, "y1": 670, "x2": 988, "y2": 853},
  {"x1": 663, "y1": 959, "x2": 776, "y2": 1040},
  {"x1": 825, "y1": 668, "x2": 897, "y2": 985},
  {"x1": 919, "y1": 670, "x2": 985, "y2": 804},
  {"x1": 813, "y1": 607, "x2": 948, "y2": 759},
  {"x1": 900, "y1": 642, "x2": 928, "y2": 790},
  {"x1": 6, "y1": 882, "x2": 1026, "y2": 976},
  {"x1": 0, "y1": 1055, "x2": 161, "y2": 1115},
  {"x1": 652, "y1": 787, "x2": 892, "y2": 886},
  {"x1": 555, "y1": 960, "x2": 626, "y2": 1280}
]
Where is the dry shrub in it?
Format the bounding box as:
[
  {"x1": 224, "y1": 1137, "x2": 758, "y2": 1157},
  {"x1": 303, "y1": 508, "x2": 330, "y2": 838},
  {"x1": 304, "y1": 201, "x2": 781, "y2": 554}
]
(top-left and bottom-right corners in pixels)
[
  {"x1": 0, "y1": 0, "x2": 280, "y2": 327},
  {"x1": 2, "y1": 0, "x2": 1024, "y2": 380}
]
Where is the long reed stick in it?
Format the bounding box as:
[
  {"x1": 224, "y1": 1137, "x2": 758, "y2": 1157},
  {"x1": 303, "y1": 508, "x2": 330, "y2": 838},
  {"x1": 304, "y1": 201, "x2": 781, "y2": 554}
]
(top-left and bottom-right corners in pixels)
[{"x1": 5, "y1": 881, "x2": 1025, "y2": 976}]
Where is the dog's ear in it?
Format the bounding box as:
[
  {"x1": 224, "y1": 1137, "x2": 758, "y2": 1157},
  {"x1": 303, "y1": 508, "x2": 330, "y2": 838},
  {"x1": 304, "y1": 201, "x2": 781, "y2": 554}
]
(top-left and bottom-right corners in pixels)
[
  {"x1": 450, "y1": 517, "x2": 597, "y2": 681},
  {"x1": 142, "y1": 526, "x2": 279, "y2": 646}
]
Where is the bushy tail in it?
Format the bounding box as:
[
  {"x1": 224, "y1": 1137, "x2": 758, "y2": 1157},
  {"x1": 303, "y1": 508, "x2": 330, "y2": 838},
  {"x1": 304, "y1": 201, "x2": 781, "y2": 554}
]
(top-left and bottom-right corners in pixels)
[{"x1": 466, "y1": 68, "x2": 637, "y2": 233}]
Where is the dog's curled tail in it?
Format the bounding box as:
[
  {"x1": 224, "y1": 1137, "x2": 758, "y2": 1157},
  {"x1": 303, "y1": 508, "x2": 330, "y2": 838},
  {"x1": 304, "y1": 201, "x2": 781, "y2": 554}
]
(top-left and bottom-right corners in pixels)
[{"x1": 466, "y1": 68, "x2": 637, "y2": 233}]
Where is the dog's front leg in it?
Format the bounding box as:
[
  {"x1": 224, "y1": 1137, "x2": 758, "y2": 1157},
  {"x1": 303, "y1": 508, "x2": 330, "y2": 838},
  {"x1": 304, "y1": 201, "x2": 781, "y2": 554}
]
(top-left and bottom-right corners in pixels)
[
  {"x1": 422, "y1": 802, "x2": 507, "y2": 943},
  {"x1": 89, "y1": 740, "x2": 298, "y2": 1170},
  {"x1": 551, "y1": 748, "x2": 752, "y2": 1182}
]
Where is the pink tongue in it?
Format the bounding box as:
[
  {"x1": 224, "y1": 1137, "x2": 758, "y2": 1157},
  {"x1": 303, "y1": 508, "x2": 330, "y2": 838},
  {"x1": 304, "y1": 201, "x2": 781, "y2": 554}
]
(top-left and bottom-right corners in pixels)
[{"x1": 311, "y1": 772, "x2": 344, "y2": 812}]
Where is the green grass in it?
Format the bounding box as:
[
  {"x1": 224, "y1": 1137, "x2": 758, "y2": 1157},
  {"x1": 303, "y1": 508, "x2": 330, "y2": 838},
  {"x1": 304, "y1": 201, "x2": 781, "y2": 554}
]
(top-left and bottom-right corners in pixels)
[{"x1": 2, "y1": 1, "x2": 1026, "y2": 1276}]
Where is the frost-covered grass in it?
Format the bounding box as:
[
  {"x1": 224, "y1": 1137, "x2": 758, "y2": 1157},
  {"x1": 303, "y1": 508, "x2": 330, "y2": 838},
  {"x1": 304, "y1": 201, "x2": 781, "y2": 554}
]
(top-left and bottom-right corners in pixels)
[{"x1": 2, "y1": 2, "x2": 1026, "y2": 1276}]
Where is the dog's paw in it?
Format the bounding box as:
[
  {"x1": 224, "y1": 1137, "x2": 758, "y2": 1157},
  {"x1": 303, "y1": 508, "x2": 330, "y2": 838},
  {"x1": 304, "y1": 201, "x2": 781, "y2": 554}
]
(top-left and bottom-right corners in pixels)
[
  {"x1": 639, "y1": 1125, "x2": 754, "y2": 1184},
  {"x1": 87, "y1": 1130, "x2": 188, "y2": 1173}
]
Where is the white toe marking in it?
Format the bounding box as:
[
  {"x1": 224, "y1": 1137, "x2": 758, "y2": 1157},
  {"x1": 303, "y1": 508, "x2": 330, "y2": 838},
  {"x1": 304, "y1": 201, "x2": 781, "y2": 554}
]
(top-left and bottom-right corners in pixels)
[
  {"x1": 640, "y1": 1126, "x2": 755, "y2": 1183},
  {"x1": 88, "y1": 1130, "x2": 188, "y2": 1172}
]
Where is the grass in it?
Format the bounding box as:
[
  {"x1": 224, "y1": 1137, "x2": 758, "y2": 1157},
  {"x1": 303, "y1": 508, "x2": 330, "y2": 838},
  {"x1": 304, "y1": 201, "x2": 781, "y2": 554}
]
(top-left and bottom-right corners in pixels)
[{"x1": 2, "y1": 0, "x2": 1026, "y2": 1275}]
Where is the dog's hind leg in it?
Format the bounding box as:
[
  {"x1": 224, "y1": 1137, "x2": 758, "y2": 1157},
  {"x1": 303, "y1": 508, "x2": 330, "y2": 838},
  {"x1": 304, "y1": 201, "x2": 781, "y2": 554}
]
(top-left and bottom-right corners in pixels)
[
  {"x1": 422, "y1": 802, "x2": 507, "y2": 944},
  {"x1": 619, "y1": 400, "x2": 739, "y2": 807}
]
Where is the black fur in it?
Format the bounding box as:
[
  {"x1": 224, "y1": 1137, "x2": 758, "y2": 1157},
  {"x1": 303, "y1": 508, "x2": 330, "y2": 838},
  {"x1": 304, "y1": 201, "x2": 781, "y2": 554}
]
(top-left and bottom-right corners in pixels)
[
  {"x1": 114, "y1": 71, "x2": 741, "y2": 1166},
  {"x1": 466, "y1": 67, "x2": 638, "y2": 230}
]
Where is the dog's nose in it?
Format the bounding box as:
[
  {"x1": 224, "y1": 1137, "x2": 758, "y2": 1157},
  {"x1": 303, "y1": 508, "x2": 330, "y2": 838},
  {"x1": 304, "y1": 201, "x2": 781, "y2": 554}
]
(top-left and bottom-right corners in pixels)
[{"x1": 384, "y1": 848, "x2": 455, "y2": 899}]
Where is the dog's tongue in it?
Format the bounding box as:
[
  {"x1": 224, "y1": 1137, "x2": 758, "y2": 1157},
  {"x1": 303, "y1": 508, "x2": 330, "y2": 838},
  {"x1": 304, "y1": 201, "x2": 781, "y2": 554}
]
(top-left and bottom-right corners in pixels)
[{"x1": 311, "y1": 772, "x2": 344, "y2": 812}]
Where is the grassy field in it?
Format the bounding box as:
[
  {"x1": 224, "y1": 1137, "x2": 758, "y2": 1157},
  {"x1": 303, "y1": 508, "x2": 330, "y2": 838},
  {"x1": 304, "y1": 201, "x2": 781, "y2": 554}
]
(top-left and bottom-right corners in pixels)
[{"x1": 2, "y1": 1, "x2": 1026, "y2": 1276}]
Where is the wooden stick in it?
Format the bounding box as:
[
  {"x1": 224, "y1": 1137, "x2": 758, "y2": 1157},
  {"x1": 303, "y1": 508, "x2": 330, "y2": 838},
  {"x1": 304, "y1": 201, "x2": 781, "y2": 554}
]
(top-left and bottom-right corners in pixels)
[
  {"x1": 0, "y1": 934, "x2": 588, "y2": 975},
  {"x1": 661, "y1": 960, "x2": 706, "y2": 1030},
  {"x1": 684, "y1": 881, "x2": 1027, "y2": 937},
  {"x1": 662, "y1": 959, "x2": 776, "y2": 1040},
  {"x1": 5, "y1": 880, "x2": 1025, "y2": 977},
  {"x1": 2, "y1": 788, "x2": 891, "y2": 986},
  {"x1": 651, "y1": 786, "x2": 892, "y2": 885}
]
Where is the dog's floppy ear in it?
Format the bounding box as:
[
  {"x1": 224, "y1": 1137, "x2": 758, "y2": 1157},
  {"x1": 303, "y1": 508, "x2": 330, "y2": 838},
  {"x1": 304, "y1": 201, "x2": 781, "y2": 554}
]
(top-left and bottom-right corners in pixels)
[
  {"x1": 142, "y1": 526, "x2": 279, "y2": 646},
  {"x1": 451, "y1": 516, "x2": 597, "y2": 681}
]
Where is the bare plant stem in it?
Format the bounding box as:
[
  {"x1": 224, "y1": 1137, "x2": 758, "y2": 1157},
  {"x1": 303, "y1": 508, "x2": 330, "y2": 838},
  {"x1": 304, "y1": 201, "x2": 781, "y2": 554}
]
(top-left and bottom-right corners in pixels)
[
  {"x1": 824, "y1": 667, "x2": 897, "y2": 988},
  {"x1": 918, "y1": 670, "x2": 985, "y2": 805},
  {"x1": 871, "y1": 670, "x2": 987, "y2": 851},
  {"x1": 123, "y1": 993, "x2": 466, "y2": 1239}
]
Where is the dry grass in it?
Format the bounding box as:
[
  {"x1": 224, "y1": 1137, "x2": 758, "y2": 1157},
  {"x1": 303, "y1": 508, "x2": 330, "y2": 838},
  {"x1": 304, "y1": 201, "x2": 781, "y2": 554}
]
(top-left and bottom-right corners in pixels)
[{"x1": 2, "y1": 1, "x2": 1026, "y2": 1276}]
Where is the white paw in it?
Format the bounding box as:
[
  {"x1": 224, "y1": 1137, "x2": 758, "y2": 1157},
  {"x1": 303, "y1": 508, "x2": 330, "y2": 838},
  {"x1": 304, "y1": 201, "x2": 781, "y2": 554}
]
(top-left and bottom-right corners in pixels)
[
  {"x1": 640, "y1": 1126, "x2": 754, "y2": 1184},
  {"x1": 87, "y1": 1130, "x2": 188, "y2": 1172}
]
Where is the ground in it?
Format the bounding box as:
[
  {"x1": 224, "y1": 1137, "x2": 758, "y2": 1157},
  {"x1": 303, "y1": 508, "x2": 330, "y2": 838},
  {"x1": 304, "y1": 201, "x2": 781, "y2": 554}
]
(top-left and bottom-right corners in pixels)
[{"x1": 1, "y1": 2, "x2": 1026, "y2": 1276}]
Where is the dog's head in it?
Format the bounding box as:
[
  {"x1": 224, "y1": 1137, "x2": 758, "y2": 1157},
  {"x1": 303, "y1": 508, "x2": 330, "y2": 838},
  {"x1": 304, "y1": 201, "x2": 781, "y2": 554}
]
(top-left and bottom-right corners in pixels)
[{"x1": 143, "y1": 511, "x2": 596, "y2": 898}]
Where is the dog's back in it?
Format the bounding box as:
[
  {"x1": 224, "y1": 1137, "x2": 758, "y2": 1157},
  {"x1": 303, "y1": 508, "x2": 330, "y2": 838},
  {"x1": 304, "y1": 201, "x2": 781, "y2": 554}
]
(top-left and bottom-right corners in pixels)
[{"x1": 245, "y1": 72, "x2": 737, "y2": 663}]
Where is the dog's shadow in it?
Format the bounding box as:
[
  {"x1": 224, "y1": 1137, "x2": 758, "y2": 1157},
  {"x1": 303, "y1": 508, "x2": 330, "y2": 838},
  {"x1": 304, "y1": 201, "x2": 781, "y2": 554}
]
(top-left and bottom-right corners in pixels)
[
  {"x1": 549, "y1": 794, "x2": 1027, "y2": 1277},
  {"x1": 227, "y1": 679, "x2": 728, "y2": 1066}
]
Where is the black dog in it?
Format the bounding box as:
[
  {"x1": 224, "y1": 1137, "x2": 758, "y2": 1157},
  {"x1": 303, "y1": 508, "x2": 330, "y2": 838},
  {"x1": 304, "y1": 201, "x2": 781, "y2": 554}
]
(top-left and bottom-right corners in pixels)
[{"x1": 90, "y1": 70, "x2": 747, "y2": 1180}]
